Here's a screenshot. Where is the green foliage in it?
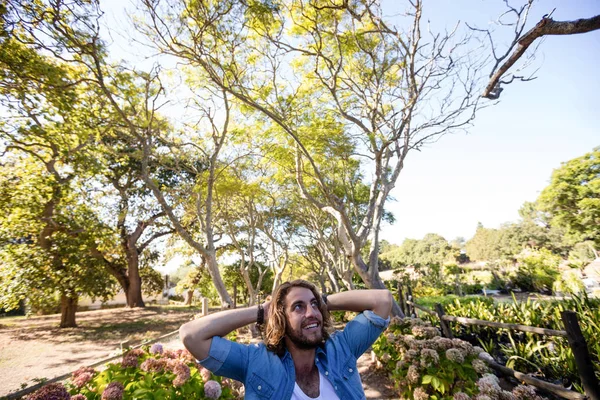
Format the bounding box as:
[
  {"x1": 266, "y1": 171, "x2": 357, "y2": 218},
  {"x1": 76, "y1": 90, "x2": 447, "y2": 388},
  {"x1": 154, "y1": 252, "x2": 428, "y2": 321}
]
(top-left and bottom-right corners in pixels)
[
  {"x1": 440, "y1": 295, "x2": 600, "y2": 391},
  {"x1": 552, "y1": 270, "x2": 585, "y2": 295},
  {"x1": 537, "y1": 148, "x2": 600, "y2": 249},
  {"x1": 568, "y1": 241, "x2": 597, "y2": 264},
  {"x1": 511, "y1": 249, "x2": 560, "y2": 293},
  {"x1": 175, "y1": 264, "x2": 218, "y2": 302},
  {"x1": 372, "y1": 318, "x2": 487, "y2": 399},
  {"x1": 380, "y1": 234, "x2": 457, "y2": 268},
  {"x1": 222, "y1": 261, "x2": 274, "y2": 305}
]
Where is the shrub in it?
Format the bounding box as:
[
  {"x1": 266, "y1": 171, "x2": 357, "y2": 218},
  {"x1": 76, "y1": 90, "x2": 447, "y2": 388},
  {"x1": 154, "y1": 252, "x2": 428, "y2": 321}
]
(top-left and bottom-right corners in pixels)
[
  {"x1": 27, "y1": 345, "x2": 241, "y2": 400},
  {"x1": 511, "y1": 249, "x2": 560, "y2": 294},
  {"x1": 372, "y1": 317, "x2": 550, "y2": 400},
  {"x1": 373, "y1": 317, "x2": 487, "y2": 399},
  {"x1": 439, "y1": 295, "x2": 600, "y2": 393}
]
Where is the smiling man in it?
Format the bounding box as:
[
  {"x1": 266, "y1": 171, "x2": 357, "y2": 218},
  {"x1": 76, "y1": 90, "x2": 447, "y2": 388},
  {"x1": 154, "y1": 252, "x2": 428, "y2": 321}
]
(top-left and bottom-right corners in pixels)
[{"x1": 179, "y1": 279, "x2": 392, "y2": 400}]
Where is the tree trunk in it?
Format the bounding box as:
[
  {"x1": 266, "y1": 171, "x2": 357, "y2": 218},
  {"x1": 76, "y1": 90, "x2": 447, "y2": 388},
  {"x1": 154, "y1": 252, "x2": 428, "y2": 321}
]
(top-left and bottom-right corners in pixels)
[
  {"x1": 272, "y1": 269, "x2": 285, "y2": 296},
  {"x1": 327, "y1": 268, "x2": 341, "y2": 293},
  {"x1": 60, "y1": 294, "x2": 78, "y2": 328},
  {"x1": 350, "y1": 252, "x2": 404, "y2": 317},
  {"x1": 124, "y1": 239, "x2": 145, "y2": 308},
  {"x1": 240, "y1": 263, "x2": 256, "y2": 306},
  {"x1": 205, "y1": 251, "x2": 233, "y2": 308},
  {"x1": 184, "y1": 289, "x2": 194, "y2": 306}
]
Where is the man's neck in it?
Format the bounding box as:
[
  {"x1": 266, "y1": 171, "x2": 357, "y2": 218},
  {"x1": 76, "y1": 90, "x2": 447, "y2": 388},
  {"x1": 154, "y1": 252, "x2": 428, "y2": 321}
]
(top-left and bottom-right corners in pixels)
[
  {"x1": 286, "y1": 341, "x2": 320, "y2": 398},
  {"x1": 285, "y1": 339, "x2": 318, "y2": 375}
]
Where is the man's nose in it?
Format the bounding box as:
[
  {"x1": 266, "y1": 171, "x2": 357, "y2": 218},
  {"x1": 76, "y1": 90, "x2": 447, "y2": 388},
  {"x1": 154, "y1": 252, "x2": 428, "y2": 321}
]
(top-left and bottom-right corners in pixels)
[{"x1": 305, "y1": 304, "x2": 319, "y2": 318}]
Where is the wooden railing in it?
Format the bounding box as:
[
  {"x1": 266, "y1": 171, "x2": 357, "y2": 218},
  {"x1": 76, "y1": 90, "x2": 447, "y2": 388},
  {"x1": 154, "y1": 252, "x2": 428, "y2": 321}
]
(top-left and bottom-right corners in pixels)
[{"x1": 396, "y1": 285, "x2": 599, "y2": 400}]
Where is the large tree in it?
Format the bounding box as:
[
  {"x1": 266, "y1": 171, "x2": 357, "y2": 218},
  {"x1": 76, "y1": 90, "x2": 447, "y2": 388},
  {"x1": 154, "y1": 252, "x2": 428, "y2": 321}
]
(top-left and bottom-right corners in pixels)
[
  {"x1": 141, "y1": 0, "x2": 486, "y2": 315},
  {"x1": 537, "y1": 148, "x2": 600, "y2": 253}
]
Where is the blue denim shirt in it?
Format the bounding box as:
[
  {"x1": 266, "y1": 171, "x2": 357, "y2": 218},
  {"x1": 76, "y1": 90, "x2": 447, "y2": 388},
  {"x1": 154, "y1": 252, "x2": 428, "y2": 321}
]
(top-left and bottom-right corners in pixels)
[{"x1": 200, "y1": 311, "x2": 389, "y2": 400}]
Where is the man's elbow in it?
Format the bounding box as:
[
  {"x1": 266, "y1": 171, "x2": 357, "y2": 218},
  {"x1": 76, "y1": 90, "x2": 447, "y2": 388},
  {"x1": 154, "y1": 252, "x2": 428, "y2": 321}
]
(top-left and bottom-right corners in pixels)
[
  {"x1": 179, "y1": 322, "x2": 196, "y2": 349},
  {"x1": 377, "y1": 289, "x2": 393, "y2": 318},
  {"x1": 179, "y1": 320, "x2": 209, "y2": 360}
]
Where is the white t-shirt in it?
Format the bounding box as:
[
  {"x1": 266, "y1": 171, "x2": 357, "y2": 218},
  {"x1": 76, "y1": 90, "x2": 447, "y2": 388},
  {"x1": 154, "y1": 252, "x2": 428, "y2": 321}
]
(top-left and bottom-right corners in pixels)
[{"x1": 291, "y1": 372, "x2": 341, "y2": 400}]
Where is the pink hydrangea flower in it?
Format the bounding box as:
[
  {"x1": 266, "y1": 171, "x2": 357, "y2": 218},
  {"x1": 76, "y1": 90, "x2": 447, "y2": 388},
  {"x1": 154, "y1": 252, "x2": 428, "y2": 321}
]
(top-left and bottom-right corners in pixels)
[
  {"x1": 72, "y1": 372, "x2": 94, "y2": 388},
  {"x1": 121, "y1": 354, "x2": 139, "y2": 368},
  {"x1": 121, "y1": 348, "x2": 145, "y2": 368},
  {"x1": 149, "y1": 343, "x2": 164, "y2": 355},
  {"x1": 140, "y1": 358, "x2": 167, "y2": 373},
  {"x1": 71, "y1": 395, "x2": 87, "y2": 400},
  {"x1": 26, "y1": 383, "x2": 71, "y2": 400},
  {"x1": 162, "y1": 349, "x2": 178, "y2": 359},
  {"x1": 101, "y1": 382, "x2": 124, "y2": 400},
  {"x1": 72, "y1": 366, "x2": 95, "y2": 378},
  {"x1": 168, "y1": 359, "x2": 190, "y2": 387},
  {"x1": 178, "y1": 349, "x2": 196, "y2": 363},
  {"x1": 200, "y1": 367, "x2": 212, "y2": 383},
  {"x1": 204, "y1": 380, "x2": 222, "y2": 399}
]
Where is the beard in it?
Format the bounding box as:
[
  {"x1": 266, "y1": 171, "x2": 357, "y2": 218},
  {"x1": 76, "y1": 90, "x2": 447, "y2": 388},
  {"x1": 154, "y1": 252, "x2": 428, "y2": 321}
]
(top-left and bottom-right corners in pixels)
[{"x1": 285, "y1": 322, "x2": 324, "y2": 350}]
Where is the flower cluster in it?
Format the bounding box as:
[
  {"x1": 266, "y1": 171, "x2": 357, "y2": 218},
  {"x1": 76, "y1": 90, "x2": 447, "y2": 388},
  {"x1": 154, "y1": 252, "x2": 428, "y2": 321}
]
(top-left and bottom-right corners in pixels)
[
  {"x1": 71, "y1": 366, "x2": 96, "y2": 389},
  {"x1": 372, "y1": 317, "x2": 492, "y2": 400},
  {"x1": 204, "y1": 380, "x2": 223, "y2": 399},
  {"x1": 26, "y1": 383, "x2": 71, "y2": 400},
  {"x1": 169, "y1": 359, "x2": 191, "y2": 387},
  {"x1": 121, "y1": 348, "x2": 145, "y2": 368},
  {"x1": 101, "y1": 381, "x2": 124, "y2": 400},
  {"x1": 27, "y1": 342, "x2": 236, "y2": 399},
  {"x1": 150, "y1": 343, "x2": 164, "y2": 355}
]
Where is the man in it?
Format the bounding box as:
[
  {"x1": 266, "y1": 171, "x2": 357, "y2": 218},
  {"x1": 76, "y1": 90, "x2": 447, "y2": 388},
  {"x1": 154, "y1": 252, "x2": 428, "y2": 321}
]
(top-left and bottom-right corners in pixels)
[{"x1": 180, "y1": 279, "x2": 392, "y2": 400}]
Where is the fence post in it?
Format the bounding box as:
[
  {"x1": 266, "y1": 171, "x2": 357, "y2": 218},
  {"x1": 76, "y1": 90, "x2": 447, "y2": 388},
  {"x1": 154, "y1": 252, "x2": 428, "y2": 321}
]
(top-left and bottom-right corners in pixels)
[
  {"x1": 561, "y1": 310, "x2": 600, "y2": 400},
  {"x1": 201, "y1": 297, "x2": 209, "y2": 317},
  {"x1": 398, "y1": 282, "x2": 407, "y2": 316},
  {"x1": 435, "y1": 303, "x2": 454, "y2": 339},
  {"x1": 407, "y1": 283, "x2": 414, "y2": 317},
  {"x1": 233, "y1": 283, "x2": 237, "y2": 309}
]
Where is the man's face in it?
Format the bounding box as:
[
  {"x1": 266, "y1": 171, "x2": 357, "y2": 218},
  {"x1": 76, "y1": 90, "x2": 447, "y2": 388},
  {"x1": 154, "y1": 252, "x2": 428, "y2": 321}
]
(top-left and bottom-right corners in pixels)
[{"x1": 283, "y1": 287, "x2": 324, "y2": 350}]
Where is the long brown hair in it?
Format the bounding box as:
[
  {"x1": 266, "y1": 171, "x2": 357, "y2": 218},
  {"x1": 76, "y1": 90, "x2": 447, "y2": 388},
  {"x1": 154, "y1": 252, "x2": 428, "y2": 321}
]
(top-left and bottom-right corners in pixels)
[{"x1": 264, "y1": 280, "x2": 333, "y2": 354}]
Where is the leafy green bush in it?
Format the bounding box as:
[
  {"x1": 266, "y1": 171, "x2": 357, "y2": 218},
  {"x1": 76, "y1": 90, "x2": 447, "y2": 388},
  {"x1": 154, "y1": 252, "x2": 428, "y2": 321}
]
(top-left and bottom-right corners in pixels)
[
  {"x1": 439, "y1": 295, "x2": 600, "y2": 393},
  {"x1": 372, "y1": 317, "x2": 550, "y2": 400},
  {"x1": 553, "y1": 270, "x2": 585, "y2": 295},
  {"x1": 511, "y1": 249, "x2": 560, "y2": 293},
  {"x1": 372, "y1": 317, "x2": 487, "y2": 399}
]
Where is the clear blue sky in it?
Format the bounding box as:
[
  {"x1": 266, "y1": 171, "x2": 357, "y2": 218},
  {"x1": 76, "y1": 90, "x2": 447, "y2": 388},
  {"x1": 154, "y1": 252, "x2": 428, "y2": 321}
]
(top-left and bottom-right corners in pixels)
[
  {"x1": 102, "y1": 0, "x2": 599, "y2": 247},
  {"x1": 378, "y1": 0, "x2": 600, "y2": 244}
]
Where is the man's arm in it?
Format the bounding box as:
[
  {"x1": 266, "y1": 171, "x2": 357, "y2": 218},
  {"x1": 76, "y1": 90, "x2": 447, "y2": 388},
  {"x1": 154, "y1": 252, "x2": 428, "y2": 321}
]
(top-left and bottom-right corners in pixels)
[
  {"x1": 326, "y1": 289, "x2": 392, "y2": 319},
  {"x1": 179, "y1": 302, "x2": 270, "y2": 361}
]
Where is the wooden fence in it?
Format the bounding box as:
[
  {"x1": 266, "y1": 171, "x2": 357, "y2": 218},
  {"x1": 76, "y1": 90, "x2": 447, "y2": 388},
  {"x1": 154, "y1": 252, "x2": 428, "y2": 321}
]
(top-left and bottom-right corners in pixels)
[{"x1": 397, "y1": 285, "x2": 599, "y2": 400}]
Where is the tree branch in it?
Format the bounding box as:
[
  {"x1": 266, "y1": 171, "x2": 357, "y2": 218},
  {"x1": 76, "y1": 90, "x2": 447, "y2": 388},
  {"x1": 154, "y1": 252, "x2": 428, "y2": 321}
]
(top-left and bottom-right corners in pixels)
[{"x1": 483, "y1": 14, "x2": 600, "y2": 98}]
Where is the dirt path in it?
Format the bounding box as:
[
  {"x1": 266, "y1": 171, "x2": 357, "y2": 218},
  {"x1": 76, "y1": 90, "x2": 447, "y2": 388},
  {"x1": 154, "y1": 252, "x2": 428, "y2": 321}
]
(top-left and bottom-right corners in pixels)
[
  {"x1": 0, "y1": 307, "x2": 397, "y2": 399},
  {"x1": 0, "y1": 307, "x2": 194, "y2": 397}
]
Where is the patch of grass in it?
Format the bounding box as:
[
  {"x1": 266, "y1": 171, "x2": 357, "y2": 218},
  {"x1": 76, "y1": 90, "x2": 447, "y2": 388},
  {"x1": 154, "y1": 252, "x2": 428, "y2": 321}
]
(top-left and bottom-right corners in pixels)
[{"x1": 415, "y1": 294, "x2": 494, "y2": 310}]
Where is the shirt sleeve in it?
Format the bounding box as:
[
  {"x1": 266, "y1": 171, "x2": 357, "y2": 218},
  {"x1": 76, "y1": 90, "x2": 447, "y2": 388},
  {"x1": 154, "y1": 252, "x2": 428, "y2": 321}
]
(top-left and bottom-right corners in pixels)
[
  {"x1": 340, "y1": 310, "x2": 390, "y2": 358},
  {"x1": 198, "y1": 336, "x2": 250, "y2": 383}
]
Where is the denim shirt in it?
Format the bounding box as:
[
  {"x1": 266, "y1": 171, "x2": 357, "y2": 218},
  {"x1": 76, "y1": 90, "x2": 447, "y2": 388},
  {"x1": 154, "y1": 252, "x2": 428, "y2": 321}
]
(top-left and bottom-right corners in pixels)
[{"x1": 199, "y1": 311, "x2": 389, "y2": 400}]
